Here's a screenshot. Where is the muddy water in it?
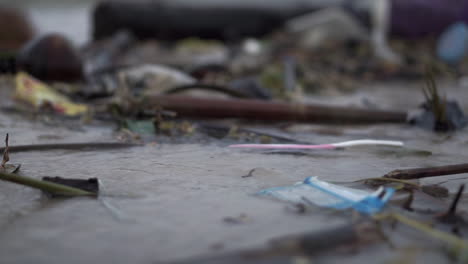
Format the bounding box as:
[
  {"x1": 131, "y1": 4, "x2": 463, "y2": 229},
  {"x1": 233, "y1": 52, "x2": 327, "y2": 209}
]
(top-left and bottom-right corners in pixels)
[{"x1": 0, "y1": 80, "x2": 467, "y2": 263}]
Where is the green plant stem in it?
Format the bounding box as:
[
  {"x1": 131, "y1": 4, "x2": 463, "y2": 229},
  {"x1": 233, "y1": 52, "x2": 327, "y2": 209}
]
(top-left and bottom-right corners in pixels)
[
  {"x1": 0, "y1": 142, "x2": 139, "y2": 153},
  {"x1": 376, "y1": 213, "x2": 468, "y2": 257},
  {"x1": 0, "y1": 171, "x2": 95, "y2": 196}
]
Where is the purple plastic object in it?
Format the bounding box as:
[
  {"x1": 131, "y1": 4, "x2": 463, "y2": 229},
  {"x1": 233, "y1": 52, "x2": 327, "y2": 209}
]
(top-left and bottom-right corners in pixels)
[{"x1": 390, "y1": 0, "x2": 468, "y2": 37}]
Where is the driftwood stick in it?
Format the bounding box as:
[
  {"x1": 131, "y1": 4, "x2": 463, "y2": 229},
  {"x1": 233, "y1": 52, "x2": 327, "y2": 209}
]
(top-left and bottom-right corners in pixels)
[
  {"x1": 437, "y1": 184, "x2": 465, "y2": 223},
  {"x1": 384, "y1": 163, "x2": 468, "y2": 180},
  {"x1": 448, "y1": 184, "x2": 465, "y2": 215},
  {"x1": 144, "y1": 95, "x2": 407, "y2": 124},
  {"x1": 1, "y1": 133, "x2": 9, "y2": 168},
  {"x1": 0, "y1": 142, "x2": 139, "y2": 153}
]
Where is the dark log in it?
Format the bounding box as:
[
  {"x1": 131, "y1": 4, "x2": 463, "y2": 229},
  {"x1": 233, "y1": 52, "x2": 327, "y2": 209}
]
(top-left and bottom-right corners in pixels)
[
  {"x1": 92, "y1": 1, "x2": 328, "y2": 41},
  {"x1": 144, "y1": 95, "x2": 407, "y2": 124},
  {"x1": 384, "y1": 163, "x2": 468, "y2": 180}
]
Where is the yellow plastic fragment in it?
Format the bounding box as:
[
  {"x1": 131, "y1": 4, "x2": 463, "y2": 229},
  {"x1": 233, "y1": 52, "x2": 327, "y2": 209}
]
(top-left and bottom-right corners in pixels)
[{"x1": 14, "y1": 72, "x2": 87, "y2": 116}]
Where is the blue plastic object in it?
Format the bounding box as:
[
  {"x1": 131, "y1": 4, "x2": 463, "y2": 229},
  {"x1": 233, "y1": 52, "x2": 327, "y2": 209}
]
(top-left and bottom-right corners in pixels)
[
  {"x1": 258, "y1": 176, "x2": 394, "y2": 215},
  {"x1": 437, "y1": 22, "x2": 468, "y2": 64}
]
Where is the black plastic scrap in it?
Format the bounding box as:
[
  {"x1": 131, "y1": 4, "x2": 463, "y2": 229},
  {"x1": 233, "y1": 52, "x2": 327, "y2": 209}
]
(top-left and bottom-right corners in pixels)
[
  {"x1": 410, "y1": 71, "x2": 467, "y2": 131},
  {"x1": 42, "y1": 176, "x2": 99, "y2": 197},
  {"x1": 410, "y1": 100, "x2": 467, "y2": 132},
  {"x1": 0, "y1": 171, "x2": 96, "y2": 197}
]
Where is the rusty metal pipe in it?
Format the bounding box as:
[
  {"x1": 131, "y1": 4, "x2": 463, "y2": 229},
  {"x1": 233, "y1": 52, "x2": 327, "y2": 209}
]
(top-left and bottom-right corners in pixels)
[{"x1": 144, "y1": 95, "x2": 407, "y2": 124}]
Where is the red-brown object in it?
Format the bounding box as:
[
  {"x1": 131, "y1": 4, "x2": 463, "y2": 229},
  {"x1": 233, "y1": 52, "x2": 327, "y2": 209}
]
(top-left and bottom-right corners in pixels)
[
  {"x1": 17, "y1": 33, "x2": 83, "y2": 82},
  {"x1": 0, "y1": 7, "x2": 34, "y2": 51},
  {"x1": 145, "y1": 95, "x2": 407, "y2": 124}
]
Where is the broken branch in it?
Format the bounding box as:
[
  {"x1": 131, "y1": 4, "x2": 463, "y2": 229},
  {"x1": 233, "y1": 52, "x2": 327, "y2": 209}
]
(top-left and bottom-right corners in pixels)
[
  {"x1": 1, "y1": 133, "x2": 9, "y2": 168},
  {"x1": 143, "y1": 95, "x2": 407, "y2": 124},
  {"x1": 0, "y1": 142, "x2": 139, "y2": 153},
  {"x1": 384, "y1": 163, "x2": 468, "y2": 180},
  {"x1": 437, "y1": 184, "x2": 465, "y2": 223}
]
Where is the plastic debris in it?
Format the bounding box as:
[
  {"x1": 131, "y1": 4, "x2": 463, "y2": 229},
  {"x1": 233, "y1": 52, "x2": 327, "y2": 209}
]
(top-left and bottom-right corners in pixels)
[
  {"x1": 83, "y1": 30, "x2": 136, "y2": 97},
  {"x1": 174, "y1": 38, "x2": 228, "y2": 67},
  {"x1": 42, "y1": 177, "x2": 99, "y2": 197},
  {"x1": 14, "y1": 72, "x2": 88, "y2": 116},
  {"x1": 123, "y1": 119, "x2": 156, "y2": 135},
  {"x1": 258, "y1": 176, "x2": 395, "y2": 215},
  {"x1": 410, "y1": 100, "x2": 468, "y2": 131},
  {"x1": 286, "y1": 0, "x2": 401, "y2": 64},
  {"x1": 229, "y1": 139, "x2": 403, "y2": 149},
  {"x1": 286, "y1": 7, "x2": 368, "y2": 48},
  {"x1": 409, "y1": 73, "x2": 468, "y2": 131},
  {"x1": 437, "y1": 22, "x2": 468, "y2": 64},
  {"x1": 121, "y1": 64, "x2": 196, "y2": 96},
  {"x1": 228, "y1": 78, "x2": 272, "y2": 100}
]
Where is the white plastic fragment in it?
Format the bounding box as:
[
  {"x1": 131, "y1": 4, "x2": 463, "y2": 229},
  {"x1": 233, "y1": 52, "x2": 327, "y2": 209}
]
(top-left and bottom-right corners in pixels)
[{"x1": 229, "y1": 139, "x2": 404, "y2": 149}]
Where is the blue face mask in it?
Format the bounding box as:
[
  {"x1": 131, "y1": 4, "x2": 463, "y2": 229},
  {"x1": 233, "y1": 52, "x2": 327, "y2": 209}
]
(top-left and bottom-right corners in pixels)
[{"x1": 258, "y1": 176, "x2": 395, "y2": 215}]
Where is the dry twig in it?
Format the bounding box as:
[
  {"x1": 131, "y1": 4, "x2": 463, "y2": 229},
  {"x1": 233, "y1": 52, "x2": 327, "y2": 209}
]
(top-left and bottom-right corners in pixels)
[{"x1": 1, "y1": 133, "x2": 9, "y2": 168}]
